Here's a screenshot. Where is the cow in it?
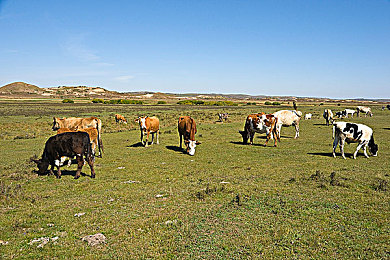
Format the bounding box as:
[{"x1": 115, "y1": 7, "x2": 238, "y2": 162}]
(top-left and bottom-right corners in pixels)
[
  {"x1": 343, "y1": 109, "x2": 356, "y2": 118},
  {"x1": 387, "y1": 104, "x2": 390, "y2": 110},
  {"x1": 239, "y1": 113, "x2": 279, "y2": 146},
  {"x1": 272, "y1": 110, "x2": 302, "y2": 139},
  {"x1": 332, "y1": 122, "x2": 378, "y2": 159},
  {"x1": 31, "y1": 132, "x2": 96, "y2": 179},
  {"x1": 323, "y1": 109, "x2": 334, "y2": 126},
  {"x1": 305, "y1": 113, "x2": 312, "y2": 120},
  {"x1": 335, "y1": 111, "x2": 345, "y2": 118},
  {"x1": 57, "y1": 127, "x2": 103, "y2": 157},
  {"x1": 178, "y1": 116, "x2": 201, "y2": 155},
  {"x1": 115, "y1": 114, "x2": 128, "y2": 124},
  {"x1": 356, "y1": 106, "x2": 373, "y2": 117},
  {"x1": 52, "y1": 117, "x2": 102, "y2": 157},
  {"x1": 135, "y1": 116, "x2": 160, "y2": 147},
  {"x1": 218, "y1": 113, "x2": 229, "y2": 122}
]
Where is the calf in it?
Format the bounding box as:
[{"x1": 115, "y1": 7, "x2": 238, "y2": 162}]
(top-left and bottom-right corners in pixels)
[
  {"x1": 115, "y1": 114, "x2": 128, "y2": 124},
  {"x1": 332, "y1": 122, "x2": 378, "y2": 159},
  {"x1": 178, "y1": 116, "x2": 201, "y2": 155},
  {"x1": 335, "y1": 111, "x2": 345, "y2": 118},
  {"x1": 218, "y1": 113, "x2": 229, "y2": 122},
  {"x1": 305, "y1": 113, "x2": 312, "y2": 120},
  {"x1": 356, "y1": 106, "x2": 373, "y2": 117},
  {"x1": 135, "y1": 116, "x2": 160, "y2": 147},
  {"x1": 343, "y1": 109, "x2": 356, "y2": 118},
  {"x1": 323, "y1": 109, "x2": 334, "y2": 126},
  {"x1": 272, "y1": 110, "x2": 302, "y2": 139},
  {"x1": 31, "y1": 132, "x2": 95, "y2": 179}
]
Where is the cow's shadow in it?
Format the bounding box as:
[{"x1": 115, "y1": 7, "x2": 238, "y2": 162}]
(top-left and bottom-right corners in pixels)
[
  {"x1": 307, "y1": 152, "x2": 358, "y2": 158},
  {"x1": 307, "y1": 152, "x2": 334, "y2": 158},
  {"x1": 33, "y1": 169, "x2": 89, "y2": 178},
  {"x1": 229, "y1": 141, "x2": 276, "y2": 147},
  {"x1": 313, "y1": 123, "x2": 327, "y2": 126},
  {"x1": 166, "y1": 145, "x2": 186, "y2": 154},
  {"x1": 384, "y1": 128, "x2": 390, "y2": 131},
  {"x1": 128, "y1": 142, "x2": 144, "y2": 148}
]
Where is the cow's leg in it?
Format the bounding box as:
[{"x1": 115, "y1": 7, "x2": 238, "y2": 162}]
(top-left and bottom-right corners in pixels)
[
  {"x1": 339, "y1": 139, "x2": 346, "y2": 159},
  {"x1": 294, "y1": 124, "x2": 300, "y2": 139},
  {"x1": 277, "y1": 124, "x2": 282, "y2": 140},
  {"x1": 179, "y1": 134, "x2": 182, "y2": 148},
  {"x1": 249, "y1": 132, "x2": 254, "y2": 145},
  {"x1": 75, "y1": 155, "x2": 83, "y2": 179},
  {"x1": 49, "y1": 165, "x2": 55, "y2": 176},
  {"x1": 361, "y1": 141, "x2": 370, "y2": 158},
  {"x1": 145, "y1": 131, "x2": 149, "y2": 147},
  {"x1": 353, "y1": 141, "x2": 367, "y2": 159},
  {"x1": 140, "y1": 131, "x2": 144, "y2": 145},
  {"x1": 156, "y1": 131, "x2": 159, "y2": 145},
  {"x1": 332, "y1": 137, "x2": 339, "y2": 158},
  {"x1": 151, "y1": 132, "x2": 154, "y2": 145},
  {"x1": 56, "y1": 165, "x2": 62, "y2": 179},
  {"x1": 86, "y1": 156, "x2": 95, "y2": 178}
]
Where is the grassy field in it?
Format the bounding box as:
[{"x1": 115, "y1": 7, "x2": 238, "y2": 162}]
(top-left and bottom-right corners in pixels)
[{"x1": 0, "y1": 100, "x2": 389, "y2": 259}]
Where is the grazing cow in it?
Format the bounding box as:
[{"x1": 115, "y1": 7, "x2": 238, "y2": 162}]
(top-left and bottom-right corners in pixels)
[
  {"x1": 52, "y1": 117, "x2": 102, "y2": 157},
  {"x1": 387, "y1": 104, "x2": 390, "y2": 110},
  {"x1": 272, "y1": 110, "x2": 302, "y2": 139},
  {"x1": 356, "y1": 106, "x2": 373, "y2": 117},
  {"x1": 218, "y1": 113, "x2": 229, "y2": 122},
  {"x1": 178, "y1": 116, "x2": 201, "y2": 155},
  {"x1": 305, "y1": 113, "x2": 312, "y2": 120},
  {"x1": 343, "y1": 109, "x2": 356, "y2": 118},
  {"x1": 31, "y1": 132, "x2": 95, "y2": 179},
  {"x1": 335, "y1": 111, "x2": 345, "y2": 118},
  {"x1": 323, "y1": 109, "x2": 334, "y2": 126},
  {"x1": 115, "y1": 114, "x2": 128, "y2": 124},
  {"x1": 57, "y1": 127, "x2": 103, "y2": 157},
  {"x1": 332, "y1": 122, "x2": 378, "y2": 159},
  {"x1": 135, "y1": 116, "x2": 160, "y2": 147},
  {"x1": 239, "y1": 113, "x2": 279, "y2": 146}
]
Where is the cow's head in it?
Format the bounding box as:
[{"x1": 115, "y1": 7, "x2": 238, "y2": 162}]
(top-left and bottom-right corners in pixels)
[
  {"x1": 52, "y1": 117, "x2": 61, "y2": 131},
  {"x1": 369, "y1": 141, "x2": 378, "y2": 157},
  {"x1": 184, "y1": 140, "x2": 201, "y2": 156},
  {"x1": 30, "y1": 157, "x2": 49, "y2": 175},
  {"x1": 135, "y1": 116, "x2": 148, "y2": 130}
]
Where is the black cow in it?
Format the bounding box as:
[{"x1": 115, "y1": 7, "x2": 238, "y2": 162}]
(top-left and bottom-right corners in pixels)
[
  {"x1": 31, "y1": 132, "x2": 95, "y2": 179},
  {"x1": 387, "y1": 104, "x2": 390, "y2": 110}
]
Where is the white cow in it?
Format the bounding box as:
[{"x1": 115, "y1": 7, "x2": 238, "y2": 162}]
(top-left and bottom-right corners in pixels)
[
  {"x1": 332, "y1": 122, "x2": 378, "y2": 159},
  {"x1": 305, "y1": 113, "x2": 312, "y2": 120},
  {"x1": 343, "y1": 109, "x2": 356, "y2": 118},
  {"x1": 272, "y1": 110, "x2": 302, "y2": 139},
  {"x1": 356, "y1": 106, "x2": 373, "y2": 117},
  {"x1": 323, "y1": 109, "x2": 334, "y2": 126}
]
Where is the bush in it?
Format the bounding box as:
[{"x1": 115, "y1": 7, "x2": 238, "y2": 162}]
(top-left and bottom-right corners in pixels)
[
  {"x1": 264, "y1": 101, "x2": 272, "y2": 105},
  {"x1": 62, "y1": 99, "x2": 74, "y2": 103},
  {"x1": 157, "y1": 101, "x2": 167, "y2": 104},
  {"x1": 177, "y1": 100, "x2": 238, "y2": 106},
  {"x1": 92, "y1": 98, "x2": 104, "y2": 103},
  {"x1": 103, "y1": 99, "x2": 144, "y2": 105},
  {"x1": 272, "y1": 102, "x2": 281, "y2": 105}
]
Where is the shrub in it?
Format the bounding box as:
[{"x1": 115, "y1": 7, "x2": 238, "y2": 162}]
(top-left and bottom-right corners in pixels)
[
  {"x1": 272, "y1": 102, "x2": 281, "y2": 105},
  {"x1": 103, "y1": 99, "x2": 144, "y2": 105},
  {"x1": 92, "y1": 98, "x2": 104, "y2": 103},
  {"x1": 62, "y1": 99, "x2": 74, "y2": 103},
  {"x1": 264, "y1": 101, "x2": 272, "y2": 105},
  {"x1": 157, "y1": 101, "x2": 167, "y2": 104},
  {"x1": 177, "y1": 100, "x2": 238, "y2": 106}
]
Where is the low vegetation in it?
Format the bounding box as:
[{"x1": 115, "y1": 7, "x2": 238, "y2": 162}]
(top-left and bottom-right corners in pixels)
[{"x1": 0, "y1": 100, "x2": 389, "y2": 258}]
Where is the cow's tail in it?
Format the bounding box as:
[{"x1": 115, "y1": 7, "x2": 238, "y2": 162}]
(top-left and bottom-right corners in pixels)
[{"x1": 95, "y1": 118, "x2": 102, "y2": 157}]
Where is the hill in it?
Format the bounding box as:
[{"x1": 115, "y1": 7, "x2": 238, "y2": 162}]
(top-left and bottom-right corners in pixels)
[{"x1": 0, "y1": 82, "x2": 43, "y2": 94}]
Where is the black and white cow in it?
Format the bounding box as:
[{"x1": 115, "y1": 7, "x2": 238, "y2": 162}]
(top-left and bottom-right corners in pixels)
[
  {"x1": 335, "y1": 111, "x2": 345, "y2": 118},
  {"x1": 218, "y1": 113, "x2": 229, "y2": 122},
  {"x1": 332, "y1": 122, "x2": 378, "y2": 159},
  {"x1": 31, "y1": 132, "x2": 96, "y2": 179},
  {"x1": 343, "y1": 109, "x2": 356, "y2": 118},
  {"x1": 323, "y1": 109, "x2": 334, "y2": 126}
]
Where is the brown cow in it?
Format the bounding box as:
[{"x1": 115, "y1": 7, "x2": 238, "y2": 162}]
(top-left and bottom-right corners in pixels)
[
  {"x1": 178, "y1": 116, "x2": 201, "y2": 156},
  {"x1": 57, "y1": 127, "x2": 103, "y2": 156},
  {"x1": 135, "y1": 116, "x2": 160, "y2": 147},
  {"x1": 52, "y1": 117, "x2": 102, "y2": 156},
  {"x1": 239, "y1": 113, "x2": 279, "y2": 146},
  {"x1": 115, "y1": 114, "x2": 127, "y2": 124}
]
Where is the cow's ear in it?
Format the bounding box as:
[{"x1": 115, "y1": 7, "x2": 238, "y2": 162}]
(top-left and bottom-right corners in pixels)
[
  {"x1": 135, "y1": 118, "x2": 139, "y2": 122},
  {"x1": 53, "y1": 117, "x2": 56, "y2": 120},
  {"x1": 196, "y1": 141, "x2": 201, "y2": 145}
]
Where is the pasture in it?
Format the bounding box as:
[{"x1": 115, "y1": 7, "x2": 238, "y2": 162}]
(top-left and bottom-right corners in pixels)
[{"x1": 0, "y1": 100, "x2": 389, "y2": 258}]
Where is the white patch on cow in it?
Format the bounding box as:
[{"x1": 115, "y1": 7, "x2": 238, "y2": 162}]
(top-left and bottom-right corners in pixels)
[
  {"x1": 140, "y1": 117, "x2": 146, "y2": 129},
  {"x1": 55, "y1": 159, "x2": 60, "y2": 167},
  {"x1": 187, "y1": 140, "x2": 197, "y2": 156}
]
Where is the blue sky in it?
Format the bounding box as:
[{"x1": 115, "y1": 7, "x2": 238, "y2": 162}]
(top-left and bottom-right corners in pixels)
[{"x1": 0, "y1": 0, "x2": 389, "y2": 98}]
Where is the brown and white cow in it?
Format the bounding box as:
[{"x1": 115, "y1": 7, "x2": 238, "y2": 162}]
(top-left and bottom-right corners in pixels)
[
  {"x1": 178, "y1": 116, "x2": 201, "y2": 155},
  {"x1": 135, "y1": 116, "x2": 160, "y2": 147},
  {"x1": 272, "y1": 110, "x2": 302, "y2": 139},
  {"x1": 239, "y1": 113, "x2": 279, "y2": 146},
  {"x1": 323, "y1": 109, "x2": 334, "y2": 126},
  {"x1": 52, "y1": 117, "x2": 102, "y2": 156},
  {"x1": 115, "y1": 114, "x2": 127, "y2": 124}
]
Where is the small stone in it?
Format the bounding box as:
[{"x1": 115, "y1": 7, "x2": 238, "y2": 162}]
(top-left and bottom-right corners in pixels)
[
  {"x1": 117, "y1": 166, "x2": 125, "y2": 169},
  {"x1": 155, "y1": 194, "x2": 164, "y2": 198},
  {"x1": 0, "y1": 240, "x2": 8, "y2": 245},
  {"x1": 220, "y1": 181, "x2": 230, "y2": 184},
  {"x1": 164, "y1": 220, "x2": 177, "y2": 225},
  {"x1": 47, "y1": 223, "x2": 55, "y2": 227},
  {"x1": 74, "y1": 212, "x2": 85, "y2": 217},
  {"x1": 122, "y1": 180, "x2": 140, "y2": 184}
]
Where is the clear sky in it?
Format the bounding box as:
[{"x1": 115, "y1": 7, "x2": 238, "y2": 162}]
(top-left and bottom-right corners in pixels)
[{"x1": 0, "y1": 0, "x2": 389, "y2": 99}]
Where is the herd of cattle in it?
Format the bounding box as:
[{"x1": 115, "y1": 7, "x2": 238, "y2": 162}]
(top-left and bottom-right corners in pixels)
[{"x1": 31, "y1": 105, "x2": 380, "y2": 179}]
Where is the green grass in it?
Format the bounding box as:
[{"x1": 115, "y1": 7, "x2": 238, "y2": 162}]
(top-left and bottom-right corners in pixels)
[{"x1": 0, "y1": 101, "x2": 389, "y2": 258}]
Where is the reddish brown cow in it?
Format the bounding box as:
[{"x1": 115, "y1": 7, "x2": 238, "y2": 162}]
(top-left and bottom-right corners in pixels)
[
  {"x1": 115, "y1": 114, "x2": 127, "y2": 124},
  {"x1": 239, "y1": 113, "x2": 279, "y2": 146},
  {"x1": 178, "y1": 116, "x2": 201, "y2": 156},
  {"x1": 135, "y1": 116, "x2": 160, "y2": 147}
]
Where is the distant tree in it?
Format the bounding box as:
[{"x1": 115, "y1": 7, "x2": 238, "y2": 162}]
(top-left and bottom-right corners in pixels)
[{"x1": 62, "y1": 99, "x2": 74, "y2": 103}]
